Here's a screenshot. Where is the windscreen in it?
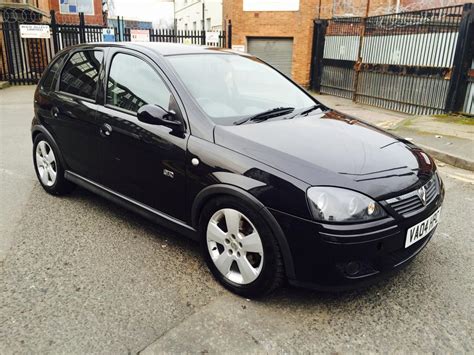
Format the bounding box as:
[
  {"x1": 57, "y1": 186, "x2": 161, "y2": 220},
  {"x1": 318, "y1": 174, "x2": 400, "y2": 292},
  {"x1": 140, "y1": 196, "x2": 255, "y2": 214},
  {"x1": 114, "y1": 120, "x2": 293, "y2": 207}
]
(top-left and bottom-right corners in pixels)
[{"x1": 167, "y1": 53, "x2": 315, "y2": 125}]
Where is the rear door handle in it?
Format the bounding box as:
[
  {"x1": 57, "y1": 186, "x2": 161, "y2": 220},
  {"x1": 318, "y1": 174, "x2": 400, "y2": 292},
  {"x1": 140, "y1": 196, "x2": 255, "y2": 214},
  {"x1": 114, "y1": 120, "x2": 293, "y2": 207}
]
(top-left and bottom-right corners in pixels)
[{"x1": 99, "y1": 123, "x2": 113, "y2": 137}]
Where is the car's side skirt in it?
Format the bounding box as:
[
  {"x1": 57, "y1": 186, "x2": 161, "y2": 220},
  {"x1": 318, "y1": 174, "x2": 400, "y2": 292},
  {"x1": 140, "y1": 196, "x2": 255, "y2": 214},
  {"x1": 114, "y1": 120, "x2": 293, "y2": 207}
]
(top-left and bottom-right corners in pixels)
[{"x1": 64, "y1": 170, "x2": 198, "y2": 240}]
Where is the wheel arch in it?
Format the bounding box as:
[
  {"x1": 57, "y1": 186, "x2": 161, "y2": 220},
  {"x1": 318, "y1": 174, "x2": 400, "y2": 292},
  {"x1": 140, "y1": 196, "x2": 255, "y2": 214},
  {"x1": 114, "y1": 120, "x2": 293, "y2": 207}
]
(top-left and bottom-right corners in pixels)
[
  {"x1": 31, "y1": 125, "x2": 67, "y2": 170},
  {"x1": 192, "y1": 184, "x2": 296, "y2": 279}
]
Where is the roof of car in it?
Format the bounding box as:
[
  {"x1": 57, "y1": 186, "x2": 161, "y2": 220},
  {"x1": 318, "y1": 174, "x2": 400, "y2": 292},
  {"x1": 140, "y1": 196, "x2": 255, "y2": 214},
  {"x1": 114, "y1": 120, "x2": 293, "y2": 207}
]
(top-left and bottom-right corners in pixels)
[{"x1": 76, "y1": 42, "x2": 244, "y2": 56}]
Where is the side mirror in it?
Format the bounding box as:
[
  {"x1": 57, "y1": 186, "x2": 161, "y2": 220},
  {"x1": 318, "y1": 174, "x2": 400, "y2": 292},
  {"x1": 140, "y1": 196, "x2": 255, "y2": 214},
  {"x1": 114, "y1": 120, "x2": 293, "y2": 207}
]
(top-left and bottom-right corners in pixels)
[{"x1": 137, "y1": 104, "x2": 184, "y2": 134}]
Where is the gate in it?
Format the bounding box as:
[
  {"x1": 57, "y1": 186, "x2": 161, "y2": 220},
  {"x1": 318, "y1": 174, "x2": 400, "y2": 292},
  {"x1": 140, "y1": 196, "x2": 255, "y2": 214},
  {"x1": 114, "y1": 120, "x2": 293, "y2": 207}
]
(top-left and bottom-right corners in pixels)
[
  {"x1": 312, "y1": 4, "x2": 474, "y2": 115},
  {"x1": 1, "y1": 10, "x2": 229, "y2": 85},
  {"x1": 313, "y1": 17, "x2": 363, "y2": 99},
  {"x1": 463, "y1": 59, "x2": 474, "y2": 114},
  {"x1": 1, "y1": 21, "x2": 54, "y2": 84}
]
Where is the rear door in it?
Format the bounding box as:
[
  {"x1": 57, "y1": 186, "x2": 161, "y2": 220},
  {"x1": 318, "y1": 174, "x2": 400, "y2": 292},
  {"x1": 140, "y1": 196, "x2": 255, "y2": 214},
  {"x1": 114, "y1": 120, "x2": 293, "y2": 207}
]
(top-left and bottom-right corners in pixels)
[
  {"x1": 247, "y1": 38, "x2": 294, "y2": 77},
  {"x1": 34, "y1": 51, "x2": 68, "y2": 130},
  {"x1": 48, "y1": 49, "x2": 104, "y2": 181}
]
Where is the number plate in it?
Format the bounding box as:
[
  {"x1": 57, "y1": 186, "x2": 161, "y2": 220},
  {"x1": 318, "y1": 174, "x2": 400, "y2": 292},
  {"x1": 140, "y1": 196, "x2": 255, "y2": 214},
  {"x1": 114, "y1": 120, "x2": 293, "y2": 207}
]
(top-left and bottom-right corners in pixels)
[{"x1": 405, "y1": 208, "x2": 441, "y2": 248}]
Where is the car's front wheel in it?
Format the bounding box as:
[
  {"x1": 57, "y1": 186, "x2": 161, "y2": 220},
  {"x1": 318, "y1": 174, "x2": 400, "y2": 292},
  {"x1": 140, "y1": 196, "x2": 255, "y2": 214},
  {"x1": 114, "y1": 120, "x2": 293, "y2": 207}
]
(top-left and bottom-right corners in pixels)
[
  {"x1": 33, "y1": 133, "x2": 75, "y2": 195},
  {"x1": 200, "y1": 196, "x2": 284, "y2": 298}
]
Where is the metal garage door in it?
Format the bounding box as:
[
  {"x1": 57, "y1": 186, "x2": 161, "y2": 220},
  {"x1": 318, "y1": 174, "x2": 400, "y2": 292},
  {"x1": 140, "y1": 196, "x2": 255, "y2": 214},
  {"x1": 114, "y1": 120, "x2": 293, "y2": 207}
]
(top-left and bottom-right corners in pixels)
[{"x1": 247, "y1": 38, "x2": 293, "y2": 78}]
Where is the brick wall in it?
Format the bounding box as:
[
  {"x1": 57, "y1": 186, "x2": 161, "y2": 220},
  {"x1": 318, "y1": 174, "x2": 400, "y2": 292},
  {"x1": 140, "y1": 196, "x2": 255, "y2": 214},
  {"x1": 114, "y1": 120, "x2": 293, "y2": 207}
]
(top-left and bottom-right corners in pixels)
[
  {"x1": 400, "y1": 0, "x2": 470, "y2": 11},
  {"x1": 318, "y1": 0, "x2": 470, "y2": 17},
  {"x1": 37, "y1": 0, "x2": 51, "y2": 14},
  {"x1": 289, "y1": 0, "x2": 398, "y2": 20},
  {"x1": 49, "y1": 0, "x2": 104, "y2": 25}
]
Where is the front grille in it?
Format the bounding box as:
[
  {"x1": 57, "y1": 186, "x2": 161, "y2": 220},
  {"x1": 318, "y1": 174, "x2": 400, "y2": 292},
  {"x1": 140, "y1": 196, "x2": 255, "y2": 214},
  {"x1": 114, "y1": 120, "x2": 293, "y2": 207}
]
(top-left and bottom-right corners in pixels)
[{"x1": 385, "y1": 174, "x2": 439, "y2": 216}]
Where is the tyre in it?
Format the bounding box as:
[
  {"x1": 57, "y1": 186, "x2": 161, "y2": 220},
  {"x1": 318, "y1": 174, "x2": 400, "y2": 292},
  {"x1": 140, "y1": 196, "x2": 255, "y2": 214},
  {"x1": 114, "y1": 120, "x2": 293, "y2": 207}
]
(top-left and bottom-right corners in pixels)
[
  {"x1": 33, "y1": 133, "x2": 75, "y2": 195},
  {"x1": 199, "y1": 195, "x2": 284, "y2": 298}
]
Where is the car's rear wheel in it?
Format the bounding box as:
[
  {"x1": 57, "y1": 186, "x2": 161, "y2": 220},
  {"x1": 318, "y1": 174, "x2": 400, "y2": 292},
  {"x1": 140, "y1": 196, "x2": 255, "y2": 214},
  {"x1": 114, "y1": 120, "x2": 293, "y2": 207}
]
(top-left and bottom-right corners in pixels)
[
  {"x1": 200, "y1": 196, "x2": 284, "y2": 298},
  {"x1": 33, "y1": 133, "x2": 75, "y2": 195}
]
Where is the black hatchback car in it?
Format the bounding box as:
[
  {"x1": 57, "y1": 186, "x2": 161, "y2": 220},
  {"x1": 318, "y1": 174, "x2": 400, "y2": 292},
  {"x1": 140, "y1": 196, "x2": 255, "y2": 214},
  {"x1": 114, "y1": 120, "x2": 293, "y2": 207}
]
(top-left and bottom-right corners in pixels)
[{"x1": 32, "y1": 43, "x2": 444, "y2": 297}]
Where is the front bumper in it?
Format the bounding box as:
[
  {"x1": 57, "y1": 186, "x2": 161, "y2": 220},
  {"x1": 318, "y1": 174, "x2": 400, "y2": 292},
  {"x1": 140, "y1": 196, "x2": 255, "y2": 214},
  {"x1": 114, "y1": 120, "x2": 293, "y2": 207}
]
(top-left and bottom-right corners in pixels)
[{"x1": 271, "y1": 184, "x2": 445, "y2": 291}]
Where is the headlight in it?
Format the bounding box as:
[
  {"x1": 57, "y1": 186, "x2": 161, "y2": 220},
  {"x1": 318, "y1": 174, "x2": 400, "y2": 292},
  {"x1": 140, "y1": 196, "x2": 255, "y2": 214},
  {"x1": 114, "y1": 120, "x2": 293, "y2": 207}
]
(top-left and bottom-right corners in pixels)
[{"x1": 307, "y1": 187, "x2": 387, "y2": 222}]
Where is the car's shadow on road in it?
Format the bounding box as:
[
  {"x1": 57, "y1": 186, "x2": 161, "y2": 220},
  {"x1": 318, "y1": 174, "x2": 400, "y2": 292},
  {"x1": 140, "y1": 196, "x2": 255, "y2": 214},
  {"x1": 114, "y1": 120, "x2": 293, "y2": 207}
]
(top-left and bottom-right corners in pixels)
[{"x1": 68, "y1": 185, "x2": 201, "y2": 249}]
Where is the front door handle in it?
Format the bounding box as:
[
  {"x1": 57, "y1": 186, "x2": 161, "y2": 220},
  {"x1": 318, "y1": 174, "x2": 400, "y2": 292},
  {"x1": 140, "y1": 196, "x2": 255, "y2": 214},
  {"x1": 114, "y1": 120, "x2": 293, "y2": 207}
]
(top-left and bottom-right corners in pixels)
[
  {"x1": 99, "y1": 123, "x2": 113, "y2": 137},
  {"x1": 51, "y1": 107, "x2": 59, "y2": 118}
]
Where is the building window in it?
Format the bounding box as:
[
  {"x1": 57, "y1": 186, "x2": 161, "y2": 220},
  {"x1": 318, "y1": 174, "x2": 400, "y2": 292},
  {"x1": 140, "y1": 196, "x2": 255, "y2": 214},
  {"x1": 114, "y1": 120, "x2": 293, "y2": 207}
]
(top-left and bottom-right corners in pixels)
[
  {"x1": 192, "y1": 21, "x2": 197, "y2": 30},
  {"x1": 184, "y1": 23, "x2": 188, "y2": 31},
  {"x1": 60, "y1": 0, "x2": 94, "y2": 15},
  {"x1": 206, "y1": 18, "x2": 211, "y2": 31}
]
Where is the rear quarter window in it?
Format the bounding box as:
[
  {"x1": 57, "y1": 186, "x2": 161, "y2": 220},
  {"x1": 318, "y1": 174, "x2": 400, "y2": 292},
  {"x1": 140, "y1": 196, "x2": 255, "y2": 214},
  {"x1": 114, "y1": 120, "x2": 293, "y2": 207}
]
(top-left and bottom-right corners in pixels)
[{"x1": 40, "y1": 53, "x2": 67, "y2": 92}]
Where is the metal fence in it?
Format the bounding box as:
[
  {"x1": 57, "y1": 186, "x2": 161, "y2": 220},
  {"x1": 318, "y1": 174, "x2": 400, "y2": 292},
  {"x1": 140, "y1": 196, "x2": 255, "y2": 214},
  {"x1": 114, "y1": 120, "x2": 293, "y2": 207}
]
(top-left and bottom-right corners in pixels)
[
  {"x1": 464, "y1": 59, "x2": 474, "y2": 114},
  {"x1": 311, "y1": 4, "x2": 474, "y2": 115},
  {"x1": 0, "y1": 10, "x2": 228, "y2": 85}
]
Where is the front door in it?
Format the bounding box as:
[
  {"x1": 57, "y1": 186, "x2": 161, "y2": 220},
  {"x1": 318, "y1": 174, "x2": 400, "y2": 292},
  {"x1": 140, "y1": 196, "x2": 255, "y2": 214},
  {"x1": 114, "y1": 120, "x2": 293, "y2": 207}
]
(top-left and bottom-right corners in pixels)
[{"x1": 96, "y1": 50, "x2": 188, "y2": 221}]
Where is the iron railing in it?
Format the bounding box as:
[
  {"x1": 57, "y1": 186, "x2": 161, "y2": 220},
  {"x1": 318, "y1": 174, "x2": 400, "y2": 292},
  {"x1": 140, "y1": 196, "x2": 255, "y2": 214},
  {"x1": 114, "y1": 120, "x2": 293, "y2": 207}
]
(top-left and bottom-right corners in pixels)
[
  {"x1": 312, "y1": 4, "x2": 474, "y2": 115},
  {"x1": 0, "y1": 9, "x2": 230, "y2": 85}
]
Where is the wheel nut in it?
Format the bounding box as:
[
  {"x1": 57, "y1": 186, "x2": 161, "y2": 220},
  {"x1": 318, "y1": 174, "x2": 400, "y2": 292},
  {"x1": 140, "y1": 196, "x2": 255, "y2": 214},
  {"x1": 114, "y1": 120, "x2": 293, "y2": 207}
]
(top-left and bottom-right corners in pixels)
[
  {"x1": 237, "y1": 251, "x2": 241, "y2": 257},
  {"x1": 225, "y1": 238, "x2": 230, "y2": 244}
]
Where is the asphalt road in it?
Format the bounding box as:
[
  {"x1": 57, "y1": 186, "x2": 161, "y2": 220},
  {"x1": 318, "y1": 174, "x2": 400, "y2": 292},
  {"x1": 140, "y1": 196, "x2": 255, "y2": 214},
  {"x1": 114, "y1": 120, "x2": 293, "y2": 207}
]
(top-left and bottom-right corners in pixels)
[{"x1": 1, "y1": 86, "x2": 473, "y2": 353}]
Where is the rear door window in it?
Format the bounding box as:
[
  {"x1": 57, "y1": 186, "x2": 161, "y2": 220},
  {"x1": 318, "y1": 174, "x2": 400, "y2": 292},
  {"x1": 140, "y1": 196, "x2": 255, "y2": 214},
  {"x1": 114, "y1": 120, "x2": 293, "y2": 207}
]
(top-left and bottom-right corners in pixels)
[{"x1": 59, "y1": 50, "x2": 103, "y2": 100}]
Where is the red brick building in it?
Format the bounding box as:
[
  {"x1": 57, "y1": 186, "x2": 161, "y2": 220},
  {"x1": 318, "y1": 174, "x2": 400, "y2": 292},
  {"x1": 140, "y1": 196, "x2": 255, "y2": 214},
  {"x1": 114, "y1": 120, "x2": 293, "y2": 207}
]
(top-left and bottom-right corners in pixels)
[
  {"x1": 224, "y1": 0, "x2": 320, "y2": 86},
  {"x1": 49, "y1": 0, "x2": 104, "y2": 25}
]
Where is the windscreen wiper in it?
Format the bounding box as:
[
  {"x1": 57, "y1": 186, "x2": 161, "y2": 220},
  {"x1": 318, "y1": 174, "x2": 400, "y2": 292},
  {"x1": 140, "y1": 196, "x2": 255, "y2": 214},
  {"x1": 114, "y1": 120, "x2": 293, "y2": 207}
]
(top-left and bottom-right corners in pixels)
[
  {"x1": 233, "y1": 106, "x2": 295, "y2": 125},
  {"x1": 286, "y1": 104, "x2": 324, "y2": 119},
  {"x1": 300, "y1": 104, "x2": 323, "y2": 115}
]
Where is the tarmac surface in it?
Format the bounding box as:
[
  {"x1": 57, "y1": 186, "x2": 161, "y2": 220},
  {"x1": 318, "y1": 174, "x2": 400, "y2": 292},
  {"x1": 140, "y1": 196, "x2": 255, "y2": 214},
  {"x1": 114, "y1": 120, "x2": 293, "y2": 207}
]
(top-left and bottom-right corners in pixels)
[{"x1": 1, "y1": 86, "x2": 473, "y2": 353}]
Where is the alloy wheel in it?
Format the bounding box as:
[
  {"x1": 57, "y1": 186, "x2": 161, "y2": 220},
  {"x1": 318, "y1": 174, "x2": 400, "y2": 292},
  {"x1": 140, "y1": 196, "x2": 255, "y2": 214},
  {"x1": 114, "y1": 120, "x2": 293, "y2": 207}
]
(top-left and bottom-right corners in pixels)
[
  {"x1": 35, "y1": 141, "x2": 57, "y2": 187},
  {"x1": 206, "y1": 208, "x2": 264, "y2": 285}
]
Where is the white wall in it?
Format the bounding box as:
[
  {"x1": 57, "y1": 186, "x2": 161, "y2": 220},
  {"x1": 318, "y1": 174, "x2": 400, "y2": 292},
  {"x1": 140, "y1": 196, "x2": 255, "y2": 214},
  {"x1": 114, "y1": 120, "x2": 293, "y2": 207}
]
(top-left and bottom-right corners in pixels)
[{"x1": 175, "y1": 0, "x2": 223, "y2": 31}]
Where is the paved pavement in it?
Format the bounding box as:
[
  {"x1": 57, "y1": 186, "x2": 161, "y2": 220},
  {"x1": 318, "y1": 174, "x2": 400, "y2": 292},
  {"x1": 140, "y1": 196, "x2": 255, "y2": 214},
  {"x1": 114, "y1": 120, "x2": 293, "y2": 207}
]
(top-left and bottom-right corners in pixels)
[
  {"x1": 394, "y1": 116, "x2": 474, "y2": 171},
  {"x1": 1, "y1": 86, "x2": 473, "y2": 353},
  {"x1": 312, "y1": 93, "x2": 411, "y2": 130}
]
